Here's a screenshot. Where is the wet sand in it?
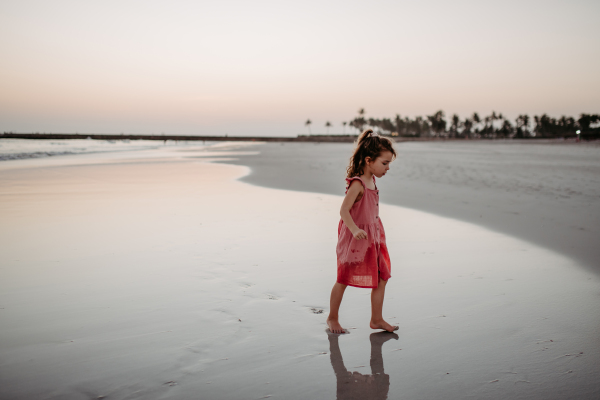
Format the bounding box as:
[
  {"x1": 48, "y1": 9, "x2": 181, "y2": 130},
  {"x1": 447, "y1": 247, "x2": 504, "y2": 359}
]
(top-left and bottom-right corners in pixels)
[
  {"x1": 220, "y1": 140, "x2": 600, "y2": 275},
  {"x1": 0, "y1": 144, "x2": 599, "y2": 399}
]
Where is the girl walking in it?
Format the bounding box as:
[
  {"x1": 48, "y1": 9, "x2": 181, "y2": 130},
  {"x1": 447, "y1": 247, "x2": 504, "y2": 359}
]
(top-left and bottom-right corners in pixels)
[{"x1": 327, "y1": 129, "x2": 398, "y2": 334}]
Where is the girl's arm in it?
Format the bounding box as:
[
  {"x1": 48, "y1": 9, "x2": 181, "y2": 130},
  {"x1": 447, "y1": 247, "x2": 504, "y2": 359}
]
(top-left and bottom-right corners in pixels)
[{"x1": 340, "y1": 180, "x2": 367, "y2": 240}]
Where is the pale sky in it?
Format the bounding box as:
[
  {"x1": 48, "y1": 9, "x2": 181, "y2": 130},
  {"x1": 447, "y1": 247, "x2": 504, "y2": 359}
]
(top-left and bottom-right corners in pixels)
[{"x1": 1, "y1": 0, "x2": 599, "y2": 136}]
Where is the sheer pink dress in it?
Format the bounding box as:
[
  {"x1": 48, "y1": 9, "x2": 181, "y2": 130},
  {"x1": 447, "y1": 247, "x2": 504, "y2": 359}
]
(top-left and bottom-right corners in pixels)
[{"x1": 336, "y1": 176, "x2": 392, "y2": 288}]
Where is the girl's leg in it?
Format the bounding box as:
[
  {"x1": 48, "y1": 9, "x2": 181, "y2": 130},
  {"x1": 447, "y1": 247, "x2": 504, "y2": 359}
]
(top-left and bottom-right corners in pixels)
[
  {"x1": 327, "y1": 282, "x2": 348, "y2": 334},
  {"x1": 369, "y1": 278, "x2": 398, "y2": 332}
]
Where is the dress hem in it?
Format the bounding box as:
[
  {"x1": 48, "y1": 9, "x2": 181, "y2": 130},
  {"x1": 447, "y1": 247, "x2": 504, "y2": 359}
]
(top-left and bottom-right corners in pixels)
[{"x1": 337, "y1": 277, "x2": 390, "y2": 289}]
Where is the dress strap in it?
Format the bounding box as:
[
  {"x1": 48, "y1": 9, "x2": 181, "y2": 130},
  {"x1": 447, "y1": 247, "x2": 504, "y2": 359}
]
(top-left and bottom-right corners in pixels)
[
  {"x1": 345, "y1": 176, "x2": 365, "y2": 194},
  {"x1": 372, "y1": 175, "x2": 378, "y2": 190}
]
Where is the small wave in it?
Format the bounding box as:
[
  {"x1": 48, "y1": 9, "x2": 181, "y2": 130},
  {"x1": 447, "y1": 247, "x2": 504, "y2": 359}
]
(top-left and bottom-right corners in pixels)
[
  {"x1": 0, "y1": 151, "x2": 77, "y2": 161},
  {"x1": 0, "y1": 138, "x2": 209, "y2": 162}
]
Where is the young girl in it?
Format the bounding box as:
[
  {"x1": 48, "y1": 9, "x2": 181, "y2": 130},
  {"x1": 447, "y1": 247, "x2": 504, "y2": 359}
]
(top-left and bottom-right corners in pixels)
[{"x1": 327, "y1": 129, "x2": 398, "y2": 334}]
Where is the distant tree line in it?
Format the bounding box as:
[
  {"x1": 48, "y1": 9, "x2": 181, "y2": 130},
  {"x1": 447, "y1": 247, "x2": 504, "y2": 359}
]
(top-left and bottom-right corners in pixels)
[{"x1": 337, "y1": 109, "x2": 600, "y2": 139}]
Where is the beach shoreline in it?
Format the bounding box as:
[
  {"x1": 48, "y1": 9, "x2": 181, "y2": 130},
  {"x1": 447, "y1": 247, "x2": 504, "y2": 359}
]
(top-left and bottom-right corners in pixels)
[
  {"x1": 219, "y1": 140, "x2": 600, "y2": 275},
  {"x1": 3, "y1": 132, "x2": 594, "y2": 144},
  {"x1": 1, "y1": 144, "x2": 599, "y2": 399}
]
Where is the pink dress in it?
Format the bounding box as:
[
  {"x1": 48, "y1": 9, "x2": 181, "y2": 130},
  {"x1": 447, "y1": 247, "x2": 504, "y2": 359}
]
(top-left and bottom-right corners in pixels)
[{"x1": 336, "y1": 176, "x2": 392, "y2": 288}]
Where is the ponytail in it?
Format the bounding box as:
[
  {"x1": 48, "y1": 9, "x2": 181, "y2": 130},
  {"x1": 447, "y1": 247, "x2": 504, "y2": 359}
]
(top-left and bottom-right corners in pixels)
[{"x1": 346, "y1": 129, "x2": 396, "y2": 178}]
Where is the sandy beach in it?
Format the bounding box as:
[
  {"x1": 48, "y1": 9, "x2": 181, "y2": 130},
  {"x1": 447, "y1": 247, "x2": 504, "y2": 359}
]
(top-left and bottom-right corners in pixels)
[
  {"x1": 222, "y1": 140, "x2": 600, "y2": 275},
  {"x1": 1, "y1": 142, "x2": 599, "y2": 399}
]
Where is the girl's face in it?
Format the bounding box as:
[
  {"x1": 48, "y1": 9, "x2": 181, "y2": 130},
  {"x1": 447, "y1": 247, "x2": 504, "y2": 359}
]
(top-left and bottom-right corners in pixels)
[{"x1": 366, "y1": 150, "x2": 394, "y2": 178}]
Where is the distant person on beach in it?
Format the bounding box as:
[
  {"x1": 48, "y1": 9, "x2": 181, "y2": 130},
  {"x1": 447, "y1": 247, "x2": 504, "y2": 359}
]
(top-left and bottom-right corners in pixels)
[{"x1": 327, "y1": 129, "x2": 398, "y2": 334}]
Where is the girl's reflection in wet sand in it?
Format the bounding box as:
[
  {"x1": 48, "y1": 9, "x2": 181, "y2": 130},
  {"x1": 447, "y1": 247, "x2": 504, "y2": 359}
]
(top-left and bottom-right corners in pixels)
[{"x1": 328, "y1": 332, "x2": 398, "y2": 400}]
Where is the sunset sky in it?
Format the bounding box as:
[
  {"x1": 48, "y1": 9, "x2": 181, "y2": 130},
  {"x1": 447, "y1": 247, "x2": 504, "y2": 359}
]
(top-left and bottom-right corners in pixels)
[{"x1": 1, "y1": 0, "x2": 599, "y2": 136}]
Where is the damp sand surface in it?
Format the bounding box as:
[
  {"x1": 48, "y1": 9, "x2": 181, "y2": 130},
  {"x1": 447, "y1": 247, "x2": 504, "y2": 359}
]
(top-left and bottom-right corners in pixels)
[
  {"x1": 0, "y1": 143, "x2": 599, "y2": 399},
  {"x1": 220, "y1": 140, "x2": 600, "y2": 275}
]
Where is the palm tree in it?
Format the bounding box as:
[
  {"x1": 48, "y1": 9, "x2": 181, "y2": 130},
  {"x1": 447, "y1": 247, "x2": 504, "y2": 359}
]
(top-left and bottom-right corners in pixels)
[
  {"x1": 462, "y1": 118, "x2": 473, "y2": 138},
  {"x1": 342, "y1": 121, "x2": 347, "y2": 134},
  {"x1": 498, "y1": 120, "x2": 513, "y2": 138},
  {"x1": 450, "y1": 114, "x2": 460, "y2": 138},
  {"x1": 414, "y1": 116, "x2": 424, "y2": 137},
  {"x1": 325, "y1": 121, "x2": 332, "y2": 134},
  {"x1": 305, "y1": 119, "x2": 312, "y2": 134},
  {"x1": 351, "y1": 116, "x2": 367, "y2": 132},
  {"x1": 394, "y1": 114, "x2": 404, "y2": 136},
  {"x1": 351, "y1": 108, "x2": 366, "y2": 133},
  {"x1": 368, "y1": 118, "x2": 378, "y2": 131},
  {"x1": 483, "y1": 112, "x2": 497, "y2": 137},
  {"x1": 427, "y1": 110, "x2": 446, "y2": 137},
  {"x1": 492, "y1": 111, "x2": 499, "y2": 137},
  {"x1": 515, "y1": 115, "x2": 530, "y2": 138},
  {"x1": 483, "y1": 111, "x2": 502, "y2": 137},
  {"x1": 470, "y1": 112, "x2": 480, "y2": 136}
]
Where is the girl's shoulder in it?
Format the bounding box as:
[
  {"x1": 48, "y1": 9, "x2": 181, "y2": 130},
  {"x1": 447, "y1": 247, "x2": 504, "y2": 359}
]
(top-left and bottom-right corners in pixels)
[{"x1": 345, "y1": 176, "x2": 365, "y2": 194}]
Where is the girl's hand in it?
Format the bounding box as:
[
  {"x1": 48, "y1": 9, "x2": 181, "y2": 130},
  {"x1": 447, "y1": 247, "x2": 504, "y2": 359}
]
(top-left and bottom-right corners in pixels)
[{"x1": 352, "y1": 229, "x2": 367, "y2": 240}]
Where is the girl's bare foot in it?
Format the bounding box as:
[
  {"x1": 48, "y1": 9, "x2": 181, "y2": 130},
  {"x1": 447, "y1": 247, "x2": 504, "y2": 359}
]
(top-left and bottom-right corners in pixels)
[
  {"x1": 369, "y1": 318, "x2": 399, "y2": 333},
  {"x1": 327, "y1": 317, "x2": 347, "y2": 334}
]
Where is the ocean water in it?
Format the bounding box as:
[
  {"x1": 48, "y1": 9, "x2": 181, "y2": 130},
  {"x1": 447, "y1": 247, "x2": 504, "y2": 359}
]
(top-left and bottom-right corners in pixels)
[{"x1": 0, "y1": 138, "x2": 207, "y2": 161}]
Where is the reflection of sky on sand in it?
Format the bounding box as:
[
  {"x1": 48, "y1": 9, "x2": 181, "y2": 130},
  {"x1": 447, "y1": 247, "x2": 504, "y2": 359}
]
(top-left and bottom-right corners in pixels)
[
  {"x1": 0, "y1": 138, "x2": 209, "y2": 160},
  {"x1": 329, "y1": 332, "x2": 397, "y2": 400},
  {"x1": 0, "y1": 140, "x2": 261, "y2": 171},
  {"x1": 0, "y1": 138, "x2": 263, "y2": 162},
  {"x1": 0, "y1": 146, "x2": 599, "y2": 399}
]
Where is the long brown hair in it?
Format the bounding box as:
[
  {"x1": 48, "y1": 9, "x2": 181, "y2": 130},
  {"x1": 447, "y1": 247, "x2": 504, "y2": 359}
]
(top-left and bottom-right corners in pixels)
[{"x1": 346, "y1": 129, "x2": 397, "y2": 178}]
